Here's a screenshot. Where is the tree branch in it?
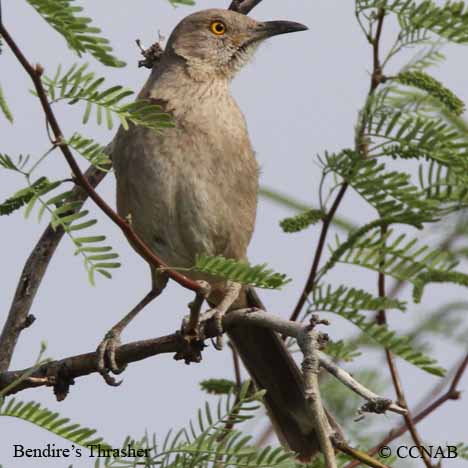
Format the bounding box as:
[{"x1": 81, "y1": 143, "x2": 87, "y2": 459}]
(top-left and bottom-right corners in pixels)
[
  {"x1": 289, "y1": 183, "x2": 348, "y2": 323},
  {"x1": 298, "y1": 320, "x2": 337, "y2": 468},
  {"x1": 0, "y1": 308, "x2": 407, "y2": 422},
  {"x1": 228, "y1": 0, "x2": 264, "y2": 14},
  {"x1": 0, "y1": 165, "x2": 106, "y2": 372}
]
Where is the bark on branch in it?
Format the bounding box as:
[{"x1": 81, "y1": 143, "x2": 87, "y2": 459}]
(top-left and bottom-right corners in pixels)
[
  {"x1": 228, "y1": 0, "x2": 265, "y2": 14},
  {"x1": 0, "y1": 308, "x2": 407, "y2": 424}
]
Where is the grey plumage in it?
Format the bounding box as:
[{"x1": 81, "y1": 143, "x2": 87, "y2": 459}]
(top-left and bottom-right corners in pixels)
[{"x1": 109, "y1": 8, "x2": 326, "y2": 459}]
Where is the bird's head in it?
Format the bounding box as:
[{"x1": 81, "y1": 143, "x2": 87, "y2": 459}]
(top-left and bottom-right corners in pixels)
[{"x1": 165, "y1": 8, "x2": 308, "y2": 80}]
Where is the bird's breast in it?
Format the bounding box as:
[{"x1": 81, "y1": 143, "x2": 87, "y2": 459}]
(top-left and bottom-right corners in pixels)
[{"x1": 113, "y1": 94, "x2": 259, "y2": 270}]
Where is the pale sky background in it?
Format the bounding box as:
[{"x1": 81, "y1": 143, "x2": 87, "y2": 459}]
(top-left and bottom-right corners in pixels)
[{"x1": 0, "y1": 1, "x2": 467, "y2": 467}]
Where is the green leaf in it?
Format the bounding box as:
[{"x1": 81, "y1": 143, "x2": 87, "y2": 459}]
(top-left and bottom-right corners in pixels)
[
  {"x1": 357, "y1": 0, "x2": 468, "y2": 44},
  {"x1": 280, "y1": 209, "x2": 325, "y2": 233},
  {"x1": 326, "y1": 309, "x2": 446, "y2": 376},
  {"x1": 310, "y1": 284, "x2": 406, "y2": 314},
  {"x1": 324, "y1": 150, "x2": 441, "y2": 224},
  {"x1": 259, "y1": 186, "x2": 356, "y2": 232},
  {"x1": 0, "y1": 178, "x2": 50, "y2": 216},
  {"x1": 154, "y1": 387, "x2": 292, "y2": 468},
  {"x1": 200, "y1": 379, "x2": 238, "y2": 395},
  {"x1": 323, "y1": 340, "x2": 362, "y2": 362},
  {"x1": 0, "y1": 154, "x2": 30, "y2": 172},
  {"x1": 0, "y1": 82, "x2": 13, "y2": 123},
  {"x1": 17, "y1": 184, "x2": 121, "y2": 285},
  {"x1": 67, "y1": 133, "x2": 111, "y2": 170},
  {"x1": 25, "y1": 0, "x2": 125, "y2": 67},
  {"x1": 396, "y1": 71, "x2": 465, "y2": 116},
  {"x1": 0, "y1": 398, "x2": 112, "y2": 448},
  {"x1": 325, "y1": 227, "x2": 458, "y2": 285},
  {"x1": 413, "y1": 270, "x2": 468, "y2": 303},
  {"x1": 42, "y1": 64, "x2": 172, "y2": 131},
  {"x1": 363, "y1": 88, "x2": 468, "y2": 172},
  {"x1": 455, "y1": 443, "x2": 468, "y2": 460},
  {"x1": 169, "y1": 0, "x2": 196, "y2": 5},
  {"x1": 193, "y1": 255, "x2": 291, "y2": 290}
]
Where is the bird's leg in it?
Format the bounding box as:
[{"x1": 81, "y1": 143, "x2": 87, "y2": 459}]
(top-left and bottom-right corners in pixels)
[
  {"x1": 97, "y1": 277, "x2": 167, "y2": 386},
  {"x1": 203, "y1": 281, "x2": 242, "y2": 350},
  {"x1": 182, "y1": 281, "x2": 211, "y2": 341}
]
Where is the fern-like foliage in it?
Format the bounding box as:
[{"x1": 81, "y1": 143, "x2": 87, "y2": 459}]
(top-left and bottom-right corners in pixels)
[
  {"x1": 260, "y1": 186, "x2": 355, "y2": 231},
  {"x1": 325, "y1": 228, "x2": 459, "y2": 293},
  {"x1": 0, "y1": 177, "x2": 50, "y2": 216},
  {"x1": 280, "y1": 209, "x2": 325, "y2": 233},
  {"x1": 0, "y1": 82, "x2": 13, "y2": 123},
  {"x1": 357, "y1": 0, "x2": 468, "y2": 43},
  {"x1": 42, "y1": 64, "x2": 172, "y2": 130},
  {"x1": 364, "y1": 93, "x2": 468, "y2": 169},
  {"x1": 396, "y1": 70, "x2": 465, "y2": 116},
  {"x1": 67, "y1": 133, "x2": 111, "y2": 170},
  {"x1": 200, "y1": 379, "x2": 238, "y2": 395},
  {"x1": 456, "y1": 443, "x2": 468, "y2": 460},
  {"x1": 324, "y1": 309, "x2": 445, "y2": 376},
  {"x1": 310, "y1": 284, "x2": 406, "y2": 314},
  {"x1": 193, "y1": 255, "x2": 291, "y2": 290},
  {"x1": 83, "y1": 385, "x2": 296, "y2": 468},
  {"x1": 323, "y1": 339, "x2": 362, "y2": 363},
  {"x1": 170, "y1": 0, "x2": 196, "y2": 4},
  {"x1": 0, "y1": 153, "x2": 30, "y2": 172},
  {"x1": 20, "y1": 179, "x2": 121, "y2": 285},
  {"x1": 0, "y1": 398, "x2": 111, "y2": 449},
  {"x1": 25, "y1": 0, "x2": 125, "y2": 67},
  {"x1": 418, "y1": 160, "x2": 468, "y2": 208},
  {"x1": 413, "y1": 270, "x2": 468, "y2": 303},
  {"x1": 153, "y1": 382, "x2": 294, "y2": 468},
  {"x1": 324, "y1": 150, "x2": 440, "y2": 223}
]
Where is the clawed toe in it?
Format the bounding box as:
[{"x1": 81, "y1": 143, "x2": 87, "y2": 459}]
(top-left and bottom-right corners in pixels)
[
  {"x1": 208, "y1": 310, "x2": 224, "y2": 350},
  {"x1": 96, "y1": 331, "x2": 127, "y2": 386},
  {"x1": 180, "y1": 308, "x2": 225, "y2": 349}
]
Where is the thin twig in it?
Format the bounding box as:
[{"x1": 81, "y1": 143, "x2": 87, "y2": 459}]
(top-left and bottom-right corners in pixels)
[
  {"x1": 289, "y1": 183, "x2": 348, "y2": 324},
  {"x1": 320, "y1": 353, "x2": 407, "y2": 416},
  {"x1": 335, "y1": 441, "x2": 391, "y2": 468},
  {"x1": 343, "y1": 353, "x2": 468, "y2": 468}
]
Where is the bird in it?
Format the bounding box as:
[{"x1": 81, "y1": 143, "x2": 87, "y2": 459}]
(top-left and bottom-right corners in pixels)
[{"x1": 99, "y1": 8, "x2": 332, "y2": 460}]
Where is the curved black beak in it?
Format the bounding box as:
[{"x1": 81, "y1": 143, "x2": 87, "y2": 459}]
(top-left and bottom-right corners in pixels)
[{"x1": 257, "y1": 20, "x2": 308, "y2": 38}]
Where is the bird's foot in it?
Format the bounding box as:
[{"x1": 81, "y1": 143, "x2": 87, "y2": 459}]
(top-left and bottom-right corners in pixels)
[
  {"x1": 96, "y1": 329, "x2": 127, "y2": 386},
  {"x1": 180, "y1": 307, "x2": 225, "y2": 350},
  {"x1": 201, "y1": 308, "x2": 225, "y2": 350}
]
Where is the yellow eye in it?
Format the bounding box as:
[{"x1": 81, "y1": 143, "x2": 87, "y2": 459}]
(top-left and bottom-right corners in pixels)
[{"x1": 210, "y1": 21, "x2": 226, "y2": 36}]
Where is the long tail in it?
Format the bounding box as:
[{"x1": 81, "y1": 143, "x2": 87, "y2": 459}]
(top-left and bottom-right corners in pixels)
[{"x1": 227, "y1": 287, "x2": 324, "y2": 461}]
